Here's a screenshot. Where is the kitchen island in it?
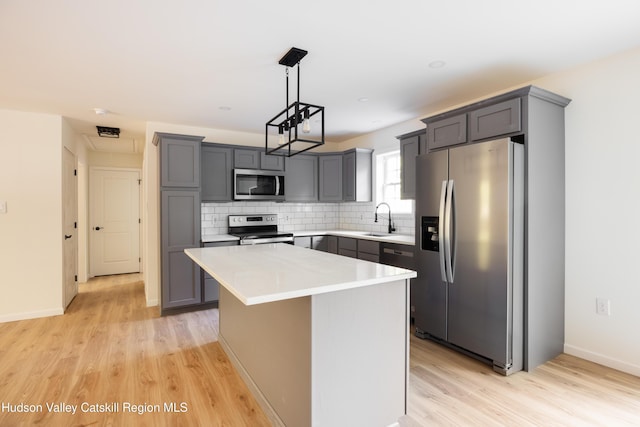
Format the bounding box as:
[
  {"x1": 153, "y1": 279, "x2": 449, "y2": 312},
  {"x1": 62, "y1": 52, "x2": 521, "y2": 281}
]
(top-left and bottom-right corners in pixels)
[{"x1": 185, "y1": 243, "x2": 416, "y2": 427}]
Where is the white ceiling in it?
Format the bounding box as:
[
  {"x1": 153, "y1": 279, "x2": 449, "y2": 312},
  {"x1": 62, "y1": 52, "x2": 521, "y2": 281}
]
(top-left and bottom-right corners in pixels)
[{"x1": 2, "y1": 1, "x2": 640, "y2": 152}]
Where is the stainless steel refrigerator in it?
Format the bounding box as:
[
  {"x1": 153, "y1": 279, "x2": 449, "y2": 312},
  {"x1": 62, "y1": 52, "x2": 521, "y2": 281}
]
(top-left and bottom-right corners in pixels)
[{"x1": 414, "y1": 137, "x2": 524, "y2": 375}]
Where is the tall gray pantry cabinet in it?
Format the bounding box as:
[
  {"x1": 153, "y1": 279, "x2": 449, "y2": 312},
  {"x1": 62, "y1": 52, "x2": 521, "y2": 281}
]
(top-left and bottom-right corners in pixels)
[{"x1": 154, "y1": 133, "x2": 205, "y2": 313}]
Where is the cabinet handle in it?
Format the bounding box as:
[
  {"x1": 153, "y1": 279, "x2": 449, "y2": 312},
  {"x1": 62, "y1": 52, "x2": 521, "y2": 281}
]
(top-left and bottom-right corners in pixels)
[{"x1": 64, "y1": 234, "x2": 72, "y2": 240}]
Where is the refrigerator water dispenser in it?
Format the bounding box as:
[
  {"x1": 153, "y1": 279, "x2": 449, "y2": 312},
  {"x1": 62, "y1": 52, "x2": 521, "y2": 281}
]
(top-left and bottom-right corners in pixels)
[{"x1": 421, "y1": 216, "x2": 439, "y2": 252}]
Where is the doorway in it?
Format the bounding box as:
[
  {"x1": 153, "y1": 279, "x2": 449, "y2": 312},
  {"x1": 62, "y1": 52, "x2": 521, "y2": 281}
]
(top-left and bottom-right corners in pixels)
[
  {"x1": 63, "y1": 147, "x2": 78, "y2": 308},
  {"x1": 90, "y1": 167, "x2": 141, "y2": 277}
]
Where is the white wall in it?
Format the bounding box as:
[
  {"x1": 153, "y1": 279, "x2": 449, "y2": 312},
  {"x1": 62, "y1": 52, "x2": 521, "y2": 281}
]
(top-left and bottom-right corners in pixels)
[
  {"x1": 533, "y1": 48, "x2": 640, "y2": 376},
  {"x1": 0, "y1": 110, "x2": 65, "y2": 321}
]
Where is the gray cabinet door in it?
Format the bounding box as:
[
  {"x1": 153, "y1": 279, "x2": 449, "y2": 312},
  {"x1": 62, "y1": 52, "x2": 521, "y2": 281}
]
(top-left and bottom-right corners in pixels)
[
  {"x1": 285, "y1": 154, "x2": 318, "y2": 202},
  {"x1": 202, "y1": 240, "x2": 237, "y2": 302},
  {"x1": 343, "y1": 149, "x2": 373, "y2": 202},
  {"x1": 234, "y1": 149, "x2": 259, "y2": 169},
  {"x1": 400, "y1": 134, "x2": 421, "y2": 200},
  {"x1": 338, "y1": 237, "x2": 358, "y2": 258},
  {"x1": 260, "y1": 152, "x2": 285, "y2": 171},
  {"x1": 201, "y1": 145, "x2": 233, "y2": 201},
  {"x1": 161, "y1": 190, "x2": 201, "y2": 309},
  {"x1": 469, "y1": 98, "x2": 521, "y2": 141},
  {"x1": 319, "y1": 155, "x2": 343, "y2": 202},
  {"x1": 294, "y1": 236, "x2": 312, "y2": 248},
  {"x1": 357, "y1": 239, "x2": 380, "y2": 263},
  {"x1": 160, "y1": 136, "x2": 201, "y2": 188},
  {"x1": 427, "y1": 114, "x2": 467, "y2": 151}
]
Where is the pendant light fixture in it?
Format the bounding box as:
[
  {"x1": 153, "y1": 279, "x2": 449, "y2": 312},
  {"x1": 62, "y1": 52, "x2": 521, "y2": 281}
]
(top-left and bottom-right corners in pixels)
[{"x1": 265, "y1": 47, "x2": 325, "y2": 157}]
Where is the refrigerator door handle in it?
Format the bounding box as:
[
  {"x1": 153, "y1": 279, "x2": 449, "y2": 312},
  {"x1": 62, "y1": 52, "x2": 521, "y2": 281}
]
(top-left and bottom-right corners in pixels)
[
  {"x1": 438, "y1": 180, "x2": 448, "y2": 283},
  {"x1": 445, "y1": 179, "x2": 455, "y2": 283}
]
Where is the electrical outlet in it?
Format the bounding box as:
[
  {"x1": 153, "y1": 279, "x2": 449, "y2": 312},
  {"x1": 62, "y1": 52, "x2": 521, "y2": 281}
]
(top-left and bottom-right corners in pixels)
[
  {"x1": 0, "y1": 200, "x2": 6, "y2": 214},
  {"x1": 596, "y1": 297, "x2": 611, "y2": 316}
]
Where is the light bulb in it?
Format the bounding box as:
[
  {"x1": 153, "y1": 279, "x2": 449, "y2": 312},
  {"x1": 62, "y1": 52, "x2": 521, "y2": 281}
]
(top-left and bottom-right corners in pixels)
[
  {"x1": 302, "y1": 110, "x2": 311, "y2": 133},
  {"x1": 278, "y1": 126, "x2": 285, "y2": 145}
]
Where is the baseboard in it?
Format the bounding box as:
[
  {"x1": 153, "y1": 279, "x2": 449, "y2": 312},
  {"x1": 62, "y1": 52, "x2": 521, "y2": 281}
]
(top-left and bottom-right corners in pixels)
[
  {"x1": 564, "y1": 344, "x2": 640, "y2": 377},
  {"x1": 219, "y1": 334, "x2": 285, "y2": 427},
  {"x1": 0, "y1": 308, "x2": 64, "y2": 324},
  {"x1": 146, "y1": 298, "x2": 158, "y2": 307}
]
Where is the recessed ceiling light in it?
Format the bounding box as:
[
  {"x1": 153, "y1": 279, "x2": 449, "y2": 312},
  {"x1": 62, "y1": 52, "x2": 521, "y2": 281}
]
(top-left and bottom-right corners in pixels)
[
  {"x1": 358, "y1": 97, "x2": 369, "y2": 103},
  {"x1": 429, "y1": 60, "x2": 446, "y2": 69},
  {"x1": 93, "y1": 108, "x2": 108, "y2": 115},
  {"x1": 219, "y1": 106, "x2": 232, "y2": 111}
]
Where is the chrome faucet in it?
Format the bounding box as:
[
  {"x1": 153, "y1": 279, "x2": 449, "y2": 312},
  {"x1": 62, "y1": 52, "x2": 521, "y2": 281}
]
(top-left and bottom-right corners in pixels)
[{"x1": 374, "y1": 202, "x2": 396, "y2": 234}]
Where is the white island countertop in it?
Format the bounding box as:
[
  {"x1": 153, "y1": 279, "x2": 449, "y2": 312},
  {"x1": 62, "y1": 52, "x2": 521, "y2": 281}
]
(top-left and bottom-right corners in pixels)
[{"x1": 185, "y1": 243, "x2": 416, "y2": 305}]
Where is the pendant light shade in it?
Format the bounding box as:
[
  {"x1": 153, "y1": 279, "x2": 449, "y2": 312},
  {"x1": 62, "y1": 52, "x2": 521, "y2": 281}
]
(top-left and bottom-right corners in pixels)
[{"x1": 265, "y1": 47, "x2": 325, "y2": 157}]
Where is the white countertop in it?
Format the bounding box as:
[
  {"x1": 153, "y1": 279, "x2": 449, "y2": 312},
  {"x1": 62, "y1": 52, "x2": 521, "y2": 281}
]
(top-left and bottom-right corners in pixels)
[
  {"x1": 201, "y1": 230, "x2": 414, "y2": 245},
  {"x1": 295, "y1": 230, "x2": 415, "y2": 245},
  {"x1": 201, "y1": 234, "x2": 239, "y2": 243},
  {"x1": 185, "y1": 244, "x2": 416, "y2": 306}
]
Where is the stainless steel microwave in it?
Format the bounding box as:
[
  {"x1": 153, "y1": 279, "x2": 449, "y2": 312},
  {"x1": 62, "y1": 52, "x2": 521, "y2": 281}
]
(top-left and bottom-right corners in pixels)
[{"x1": 233, "y1": 169, "x2": 285, "y2": 201}]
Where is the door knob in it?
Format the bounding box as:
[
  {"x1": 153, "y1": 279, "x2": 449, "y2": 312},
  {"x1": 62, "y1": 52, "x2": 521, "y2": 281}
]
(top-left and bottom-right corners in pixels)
[
  {"x1": 95, "y1": 226, "x2": 102, "y2": 231},
  {"x1": 65, "y1": 234, "x2": 72, "y2": 240}
]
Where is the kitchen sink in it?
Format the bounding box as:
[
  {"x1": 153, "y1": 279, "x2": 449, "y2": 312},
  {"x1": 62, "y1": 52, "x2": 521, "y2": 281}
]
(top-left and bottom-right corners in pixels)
[{"x1": 367, "y1": 233, "x2": 391, "y2": 237}]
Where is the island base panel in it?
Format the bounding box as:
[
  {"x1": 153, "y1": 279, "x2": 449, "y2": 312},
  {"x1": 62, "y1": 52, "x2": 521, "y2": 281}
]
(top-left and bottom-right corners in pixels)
[{"x1": 219, "y1": 279, "x2": 408, "y2": 427}]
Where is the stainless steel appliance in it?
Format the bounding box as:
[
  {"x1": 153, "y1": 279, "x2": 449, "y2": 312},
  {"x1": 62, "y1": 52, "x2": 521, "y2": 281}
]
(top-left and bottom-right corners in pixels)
[
  {"x1": 414, "y1": 137, "x2": 524, "y2": 375},
  {"x1": 234, "y1": 169, "x2": 285, "y2": 201},
  {"x1": 228, "y1": 214, "x2": 294, "y2": 245}
]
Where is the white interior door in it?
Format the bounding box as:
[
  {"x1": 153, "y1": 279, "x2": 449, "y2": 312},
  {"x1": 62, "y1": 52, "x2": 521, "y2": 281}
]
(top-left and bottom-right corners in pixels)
[
  {"x1": 90, "y1": 168, "x2": 141, "y2": 276},
  {"x1": 63, "y1": 147, "x2": 78, "y2": 308}
]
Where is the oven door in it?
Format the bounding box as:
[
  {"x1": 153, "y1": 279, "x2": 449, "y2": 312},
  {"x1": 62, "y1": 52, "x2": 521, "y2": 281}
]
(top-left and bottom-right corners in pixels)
[{"x1": 234, "y1": 169, "x2": 285, "y2": 201}]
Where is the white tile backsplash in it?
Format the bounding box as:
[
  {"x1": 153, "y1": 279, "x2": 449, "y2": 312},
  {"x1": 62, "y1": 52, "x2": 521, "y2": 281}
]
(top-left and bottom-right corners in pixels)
[{"x1": 201, "y1": 201, "x2": 415, "y2": 236}]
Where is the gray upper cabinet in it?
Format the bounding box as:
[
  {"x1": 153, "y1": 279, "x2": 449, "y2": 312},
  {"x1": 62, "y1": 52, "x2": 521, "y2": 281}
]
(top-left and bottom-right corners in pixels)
[
  {"x1": 234, "y1": 149, "x2": 259, "y2": 169},
  {"x1": 155, "y1": 133, "x2": 203, "y2": 188},
  {"x1": 161, "y1": 190, "x2": 201, "y2": 309},
  {"x1": 427, "y1": 114, "x2": 467, "y2": 151},
  {"x1": 260, "y1": 152, "x2": 285, "y2": 171},
  {"x1": 201, "y1": 144, "x2": 233, "y2": 202},
  {"x1": 399, "y1": 132, "x2": 424, "y2": 200},
  {"x1": 343, "y1": 148, "x2": 373, "y2": 202},
  {"x1": 285, "y1": 154, "x2": 318, "y2": 202},
  {"x1": 469, "y1": 98, "x2": 521, "y2": 141},
  {"x1": 319, "y1": 155, "x2": 343, "y2": 202}
]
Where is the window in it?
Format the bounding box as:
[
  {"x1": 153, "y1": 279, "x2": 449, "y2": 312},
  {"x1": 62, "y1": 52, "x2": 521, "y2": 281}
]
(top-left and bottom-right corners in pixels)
[{"x1": 376, "y1": 150, "x2": 412, "y2": 214}]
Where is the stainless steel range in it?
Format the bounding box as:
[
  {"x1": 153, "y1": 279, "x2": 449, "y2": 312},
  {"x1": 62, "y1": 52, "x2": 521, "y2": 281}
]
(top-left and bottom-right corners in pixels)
[{"x1": 228, "y1": 214, "x2": 294, "y2": 245}]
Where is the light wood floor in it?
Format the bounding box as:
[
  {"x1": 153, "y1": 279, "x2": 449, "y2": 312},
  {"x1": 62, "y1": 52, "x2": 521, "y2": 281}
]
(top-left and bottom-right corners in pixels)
[
  {"x1": 0, "y1": 274, "x2": 271, "y2": 427},
  {"x1": 1, "y1": 274, "x2": 639, "y2": 426}
]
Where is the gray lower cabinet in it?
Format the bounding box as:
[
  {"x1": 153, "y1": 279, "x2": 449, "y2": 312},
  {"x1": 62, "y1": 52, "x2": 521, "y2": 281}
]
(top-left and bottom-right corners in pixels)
[
  {"x1": 338, "y1": 237, "x2": 358, "y2": 258},
  {"x1": 296, "y1": 235, "x2": 338, "y2": 253},
  {"x1": 312, "y1": 235, "x2": 337, "y2": 253},
  {"x1": 161, "y1": 190, "x2": 201, "y2": 310},
  {"x1": 357, "y1": 239, "x2": 380, "y2": 263},
  {"x1": 285, "y1": 154, "x2": 318, "y2": 202},
  {"x1": 343, "y1": 148, "x2": 373, "y2": 202},
  {"x1": 380, "y1": 242, "x2": 416, "y2": 319},
  {"x1": 294, "y1": 236, "x2": 312, "y2": 248},
  {"x1": 201, "y1": 144, "x2": 233, "y2": 202},
  {"x1": 202, "y1": 241, "x2": 237, "y2": 302},
  {"x1": 319, "y1": 155, "x2": 343, "y2": 202}
]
